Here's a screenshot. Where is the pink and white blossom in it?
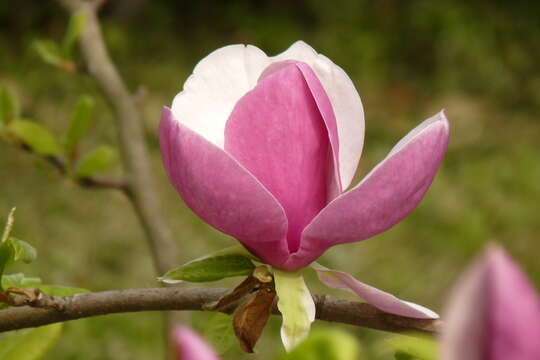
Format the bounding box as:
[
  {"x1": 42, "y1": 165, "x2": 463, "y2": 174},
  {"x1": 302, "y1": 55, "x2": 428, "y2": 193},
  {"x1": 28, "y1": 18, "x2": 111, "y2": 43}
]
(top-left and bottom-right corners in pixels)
[{"x1": 159, "y1": 41, "x2": 448, "y2": 320}]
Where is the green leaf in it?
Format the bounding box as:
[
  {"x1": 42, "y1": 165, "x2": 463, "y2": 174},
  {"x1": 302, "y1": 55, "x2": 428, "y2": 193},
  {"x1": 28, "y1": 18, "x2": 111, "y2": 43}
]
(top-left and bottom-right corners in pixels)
[
  {"x1": 1, "y1": 273, "x2": 42, "y2": 289},
  {"x1": 1, "y1": 274, "x2": 88, "y2": 297},
  {"x1": 75, "y1": 145, "x2": 117, "y2": 178},
  {"x1": 0, "y1": 323, "x2": 63, "y2": 360},
  {"x1": 37, "y1": 285, "x2": 89, "y2": 297},
  {"x1": 64, "y1": 96, "x2": 94, "y2": 155},
  {"x1": 7, "y1": 119, "x2": 61, "y2": 156},
  {"x1": 280, "y1": 329, "x2": 362, "y2": 360},
  {"x1": 1, "y1": 208, "x2": 16, "y2": 244},
  {"x1": 0, "y1": 209, "x2": 17, "y2": 283},
  {"x1": 160, "y1": 254, "x2": 255, "y2": 283},
  {"x1": 381, "y1": 334, "x2": 438, "y2": 360},
  {"x1": 9, "y1": 238, "x2": 37, "y2": 264},
  {"x1": 273, "y1": 269, "x2": 316, "y2": 351},
  {"x1": 202, "y1": 313, "x2": 236, "y2": 355},
  {"x1": 0, "y1": 242, "x2": 15, "y2": 285},
  {"x1": 33, "y1": 40, "x2": 63, "y2": 67},
  {"x1": 62, "y1": 12, "x2": 85, "y2": 59},
  {"x1": 0, "y1": 87, "x2": 19, "y2": 127}
]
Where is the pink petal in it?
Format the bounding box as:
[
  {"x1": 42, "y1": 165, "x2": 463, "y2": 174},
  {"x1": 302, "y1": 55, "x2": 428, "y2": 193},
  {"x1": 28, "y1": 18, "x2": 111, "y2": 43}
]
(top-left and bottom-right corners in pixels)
[
  {"x1": 313, "y1": 265, "x2": 439, "y2": 319},
  {"x1": 284, "y1": 111, "x2": 449, "y2": 270},
  {"x1": 224, "y1": 62, "x2": 336, "y2": 253},
  {"x1": 441, "y1": 245, "x2": 540, "y2": 360},
  {"x1": 159, "y1": 107, "x2": 289, "y2": 267},
  {"x1": 272, "y1": 41, "x2": 365, "y2": 189},
  {"x1": 257, "y1": 61, "x2": 342, "y2": 199},
  {"x1": 173, "y1": 326, "x2": 220, "y2": 360}
]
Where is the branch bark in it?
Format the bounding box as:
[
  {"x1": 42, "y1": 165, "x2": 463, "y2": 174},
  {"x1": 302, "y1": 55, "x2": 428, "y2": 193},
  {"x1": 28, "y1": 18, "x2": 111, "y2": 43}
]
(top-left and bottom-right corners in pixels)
[
  {"x1": 56, "y1": 0, "x2": 178, "y2": 275},
  {"x1": 0, "y1": 287, "x2": 442, "y2": 334}
]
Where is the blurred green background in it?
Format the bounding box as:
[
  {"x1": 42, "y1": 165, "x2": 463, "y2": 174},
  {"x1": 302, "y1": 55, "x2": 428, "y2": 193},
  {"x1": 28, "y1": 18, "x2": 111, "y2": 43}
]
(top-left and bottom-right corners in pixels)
[{"x1": 1, "y1": 0, "x2": 539, "y2": 359}]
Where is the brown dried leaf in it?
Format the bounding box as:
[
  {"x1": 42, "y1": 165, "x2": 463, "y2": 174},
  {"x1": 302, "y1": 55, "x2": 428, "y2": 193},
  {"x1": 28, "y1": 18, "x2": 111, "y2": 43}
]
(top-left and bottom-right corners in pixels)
[
  {"x1": 203, "y1": 276, "x2": 259, "y2": 311},
  {"x1": 233, "y1": 283, "x2": 276, "y2": 353},
  {"x1": 6, "y1": 287, "x2": 40, "y2": 301}
]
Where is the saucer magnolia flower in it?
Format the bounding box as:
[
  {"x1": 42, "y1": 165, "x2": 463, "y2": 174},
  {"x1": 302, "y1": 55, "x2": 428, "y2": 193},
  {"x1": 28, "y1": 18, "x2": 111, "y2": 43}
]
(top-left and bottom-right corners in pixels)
[
  {"x1": 160, "y1": 41, "x2": 447, "y2": 349},
  {"x1": 173, "y1": 326, "x2": 219, "y2": 360},
  {"x1": 441, "y1": 246, "x2": 540, "y2": 360}
]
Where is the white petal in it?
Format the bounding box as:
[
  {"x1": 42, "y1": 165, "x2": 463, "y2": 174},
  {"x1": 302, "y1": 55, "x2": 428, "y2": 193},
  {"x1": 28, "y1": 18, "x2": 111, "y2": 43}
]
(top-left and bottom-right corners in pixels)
[
  {"x1": 171, "y1": 44, "x2": 271, "y2": 147},
  {"x1": 272, "y1": 41, "x2": 365, "y2": 189}
]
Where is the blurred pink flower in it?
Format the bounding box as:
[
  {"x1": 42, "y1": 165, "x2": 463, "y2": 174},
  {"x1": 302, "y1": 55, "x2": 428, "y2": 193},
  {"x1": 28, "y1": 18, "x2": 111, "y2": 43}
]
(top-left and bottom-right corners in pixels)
[
  {"x1": 173, "y1": 326, "x2": 219, "y2": 360},
  {"x1": 441, "y1": 245, "x2": 540, "y2": 360},
  {"x1": 159, "y1": 41, "x2": 448, "y2": 319}
]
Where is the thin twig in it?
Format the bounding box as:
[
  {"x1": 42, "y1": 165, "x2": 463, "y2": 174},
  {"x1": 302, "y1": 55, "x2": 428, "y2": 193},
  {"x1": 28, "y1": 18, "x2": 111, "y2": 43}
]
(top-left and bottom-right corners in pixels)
[
  {"x1": 56, "y1": 0, "x2": 178, "y2": 274},
  {"x1": 17, "y1": 145, "x2": 130, "y2": 193},
  {"x1": 0, "y1": 287, "x2": 442, "y2": 334}
]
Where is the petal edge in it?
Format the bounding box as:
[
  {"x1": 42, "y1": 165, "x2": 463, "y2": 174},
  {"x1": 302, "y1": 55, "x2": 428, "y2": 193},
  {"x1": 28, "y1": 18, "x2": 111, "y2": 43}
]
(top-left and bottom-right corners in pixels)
[
  {"x1": 313, "y1": 264, "x2": 439, "y2": 319},
  {"x1": 159, "y1": 107, "x2": 289, "y2": 267}
]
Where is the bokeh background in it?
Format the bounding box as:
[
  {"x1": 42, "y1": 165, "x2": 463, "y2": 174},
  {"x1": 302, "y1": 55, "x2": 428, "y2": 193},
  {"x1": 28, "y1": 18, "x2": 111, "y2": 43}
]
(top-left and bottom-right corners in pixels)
[{"x1": 1, "y1": 1, "x2": 539, "y2": 359}]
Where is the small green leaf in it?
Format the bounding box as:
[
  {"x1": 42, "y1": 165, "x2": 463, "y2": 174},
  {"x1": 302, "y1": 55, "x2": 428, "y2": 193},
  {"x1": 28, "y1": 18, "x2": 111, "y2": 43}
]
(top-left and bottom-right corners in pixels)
[
  {"x1": 0, "y1": 323, "x2": 63, "y2": 360},
  {"x1": 75, "y1": 145, "x2": 117, "y2": 178},
  {"x1": 202, "y1": 313, "x2": 236, "y2": 355},
  {"x1": 1, "y1": 208, "x2": 16, "y2": 244},
  {"x1": 381, "y1": 334, "x2": 438, "y2": 360},
  {"x1": 0, "y1": 87, "x2": 19, "y2": 127},
  {"x1": 64, "y1": 96, "x2": 94, "y2": 155},
  {"x1": 8, "y1": 119, "x2": 61, "y2": 156},
  {"x1": 62, "y1": 12, "x2": 85, "y2": 59},
  {"x1": 9, "y1": 238, "x2": 37, "y2": 264},
  {"x1": 37, "y1": 285, "x2": 89, "y2": 297},
  {"x1": 0, "y1": 242, "x2": 15, "y2": 285},
  {"x1": 160, "y1": 254, "x2": 255, "y2": 283},
  {"x1": 33, "y1": 40, "x2": 63, "y2": 67},
  {"x1": 0, "y1": 274, "x2": 88, "y2": 297},
  {"x1": 274, "y1": 269, "x2": 316, "y2": 351},
  {"x1": 280, "y1": 329, "x2": 362, "y2": 360},
  {"x1": 1, "y1": 273, "x2": 42, "y2": 289}
]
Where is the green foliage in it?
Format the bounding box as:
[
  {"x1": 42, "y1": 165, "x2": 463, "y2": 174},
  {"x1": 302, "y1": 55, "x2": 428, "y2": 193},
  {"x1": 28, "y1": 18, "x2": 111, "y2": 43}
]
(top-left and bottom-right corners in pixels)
[
  {"x1": 0, "y1": 209, "x2": 37, "y2": 286},
  {"x1": 7, "y1": 119, "x2": 61, "y2": 156},
  {"x1": 160, "y1": 254, "x2": 255, "y2": 282},
  {"x1": 62, "y1": 12, "x2": 85, "y2": 59},
  {"x1": 380, "y1": 334, "x2": 438, "y2": 360},
  {"x1": 0, "y1": 242, "x2": 15, "y2": 283},
  {"x1": 9, "y1": 237, "x2": 37, "y2": 264},
  {"x1": 37, "y1": 284, "x2": 89, "y2": 297},
  {"x1": 279, "y1": 329, "x2": 361, "y2": 360},
  {"x1": 32, "y1": 11, "x2": 84, "y2": 71},
  {"x1": 64, "y1": 95, "x2": 94, "y2": 156},
  {"x1": 0, "y1": 273, "x2": 88, "y2": 297},
  {"x1": 32, "y1": 40, "x2": 64, "y2": 68},
  {"x1": 202, "y1": 313, "x2": 236, "y2": 355},
  {"x1": 0, "y1": 211, "x2": 85, "y2": 297},
  {"x1": 75, "y1": 145, "x2": 117, "y2": 178},
  {"x1": 0, "y1": 324, "x2": 63, "y2": 360},
  {"x1": 0, "y1": 87, "x2": 19, "y2": 128},
  {"x1": 1, "y1": 273, "x2": 41, "y2": 289}
]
